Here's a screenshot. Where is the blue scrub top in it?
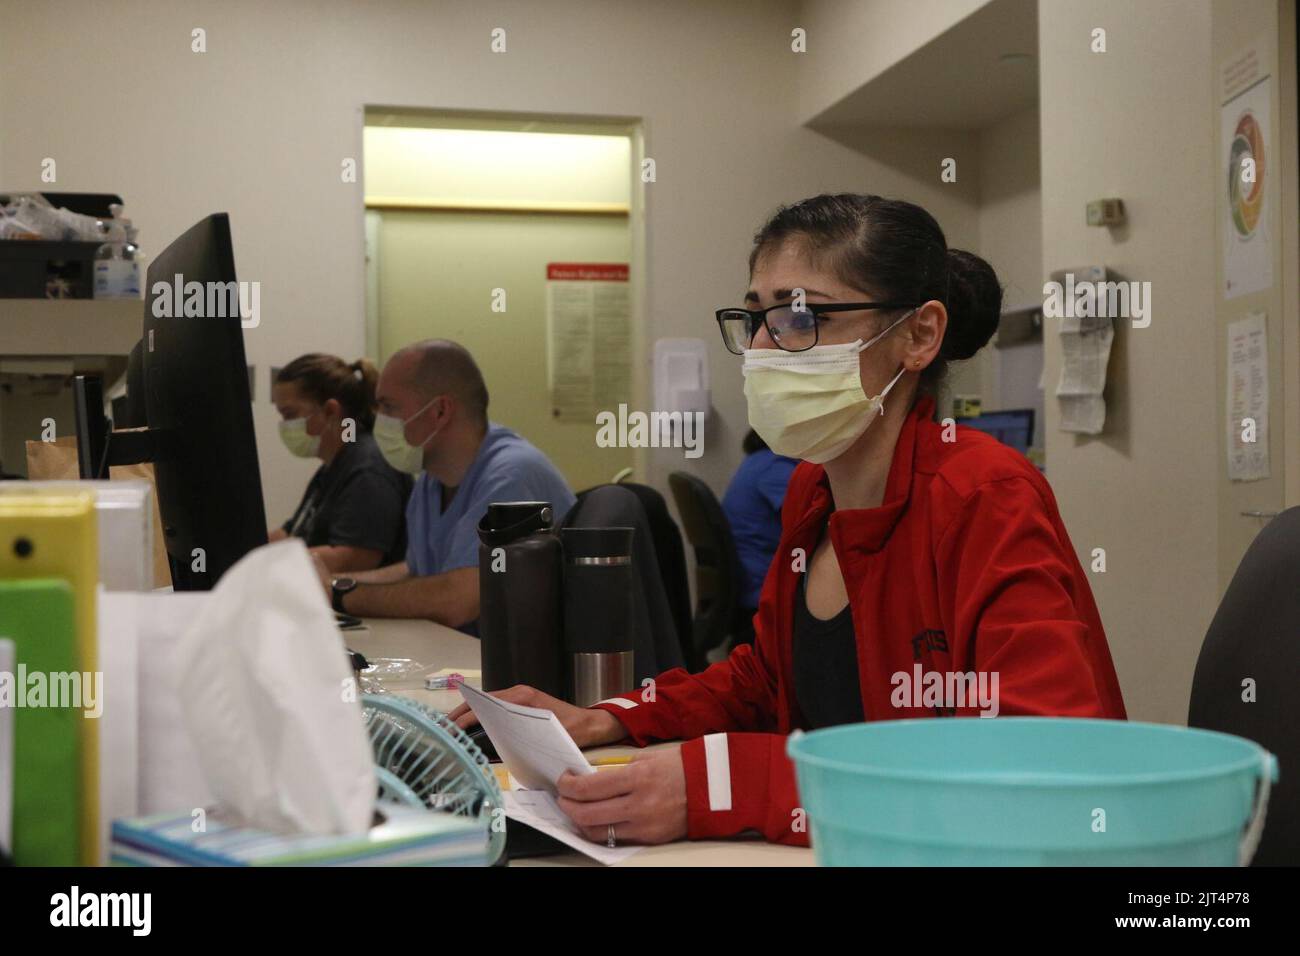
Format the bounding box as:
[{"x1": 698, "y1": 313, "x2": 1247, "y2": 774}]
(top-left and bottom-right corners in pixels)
[
  {"x1": 721, "y1": 449, "x2": 798, "y2": 610},
  {"x1": 405, "y1": 423, "x2": 576, "y2": 628}
]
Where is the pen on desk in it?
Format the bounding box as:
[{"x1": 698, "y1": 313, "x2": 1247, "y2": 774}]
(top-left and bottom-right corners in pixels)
[
  {"x1": 589, "y1": 756, "x2": 634, "y2": 767},
  {"x1": 425, "y1": 673, "x2": 465, "y2": 690}
]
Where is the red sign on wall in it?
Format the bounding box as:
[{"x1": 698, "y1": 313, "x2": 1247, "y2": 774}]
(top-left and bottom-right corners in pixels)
[{"x1": 546, "y1": 263, "x2": 629, "y2": 281}]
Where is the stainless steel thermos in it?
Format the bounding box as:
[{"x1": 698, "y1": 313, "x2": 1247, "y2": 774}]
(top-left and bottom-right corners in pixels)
[{"x1": 477, "y1": 501, "x2": 636, "y2": 705}]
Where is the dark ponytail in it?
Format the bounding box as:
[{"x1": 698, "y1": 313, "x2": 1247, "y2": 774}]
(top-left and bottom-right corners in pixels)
[
  {"x1": 276, "y1": 353, "x2": 378, "y2": 431},
  {"x1": 748, "y1": 194, "x2": 1002, "y2": 388}
]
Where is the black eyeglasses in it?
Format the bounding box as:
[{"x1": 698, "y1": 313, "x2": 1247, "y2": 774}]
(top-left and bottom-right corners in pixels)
[{"x1": 714, "y1": 301, "x2": 921, "y2": 354}]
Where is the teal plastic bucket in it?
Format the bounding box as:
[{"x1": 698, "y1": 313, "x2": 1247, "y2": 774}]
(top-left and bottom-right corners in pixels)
[{"x1": 786, "y1": 718, "x2": 1276, "y2": 866}]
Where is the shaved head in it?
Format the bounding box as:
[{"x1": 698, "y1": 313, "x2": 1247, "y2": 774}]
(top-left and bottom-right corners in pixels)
[{"x1": 388, "y1": 339, "x2": 489, "y2": 424}]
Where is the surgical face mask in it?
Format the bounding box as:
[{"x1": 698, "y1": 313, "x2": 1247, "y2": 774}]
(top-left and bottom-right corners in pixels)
[
  {"x1": 278, "y1": 415, "x2": 321, "y2": 459},
  {"x1": 373, "y1": 397, "x2": 440, "y2": 475},
  {"x1": 742, "y1": 310, "x2": 913, "y2": 464}
]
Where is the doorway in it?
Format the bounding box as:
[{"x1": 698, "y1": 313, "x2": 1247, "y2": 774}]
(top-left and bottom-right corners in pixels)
[{"x1": 363, "y1": 110, "x2": 641, "y2": 491}]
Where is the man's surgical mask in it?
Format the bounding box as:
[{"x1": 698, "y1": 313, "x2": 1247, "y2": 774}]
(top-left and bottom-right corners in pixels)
[
  {"x1": 374, "y1": 397, "x2": 440, "y2": 475},
  {"x1": 742, "y1": 310, "x2": 914, "y2": 464}
]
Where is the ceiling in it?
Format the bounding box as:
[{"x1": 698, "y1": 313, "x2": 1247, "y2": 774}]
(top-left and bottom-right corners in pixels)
[{"x1": 808, "y1": 0, "x2": 1039, "y2": 131}]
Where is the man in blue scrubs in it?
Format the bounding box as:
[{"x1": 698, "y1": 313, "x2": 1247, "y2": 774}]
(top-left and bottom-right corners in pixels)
[{"x1": 324, "y1": 339, "x2": 575, "y2": 633}]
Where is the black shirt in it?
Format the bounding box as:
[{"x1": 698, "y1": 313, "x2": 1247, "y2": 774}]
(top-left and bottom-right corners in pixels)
[
  {"x1": 282, "y1": 431, "x2": 412, "y2": 566},
  {"x1": 792, "y1": 571, "x2": 864, "y2": 729}
]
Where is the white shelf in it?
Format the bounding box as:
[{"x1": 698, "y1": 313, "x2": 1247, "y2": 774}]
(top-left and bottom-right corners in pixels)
[{"x1": 0, "y1": 298, "x2": 143, "y2": 356}]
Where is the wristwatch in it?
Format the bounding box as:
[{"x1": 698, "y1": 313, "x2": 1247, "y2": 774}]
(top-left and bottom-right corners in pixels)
[{"x1": 331, "y1": 576, "x2": 358, "y2": 614}]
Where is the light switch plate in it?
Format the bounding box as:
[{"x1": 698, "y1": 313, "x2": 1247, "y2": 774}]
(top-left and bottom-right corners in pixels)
[{"x1": 1087, "y1": 198, "x2": 1126, "y2": 227}]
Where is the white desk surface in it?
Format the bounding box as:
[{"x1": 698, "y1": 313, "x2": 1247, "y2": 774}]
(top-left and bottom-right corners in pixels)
[{"x1": 348, "y1": 617, "x2": 814, "y2": 868}]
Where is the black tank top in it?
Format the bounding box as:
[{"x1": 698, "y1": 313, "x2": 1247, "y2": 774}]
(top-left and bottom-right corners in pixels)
[{"x1": 792, "y1": 572, "x2": 864, "y2": 729}]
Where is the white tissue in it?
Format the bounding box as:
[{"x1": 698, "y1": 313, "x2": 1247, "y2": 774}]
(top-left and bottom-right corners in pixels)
[{"x1": 172, "y1": 539, "x2": 375, "y2": 835}]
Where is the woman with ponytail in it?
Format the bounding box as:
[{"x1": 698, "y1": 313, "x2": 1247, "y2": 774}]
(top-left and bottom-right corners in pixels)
[
  {"x1": 452, "y1": 194, "x2": 1126, "y2": 847},
  {"x1": 270, "y1": 353, "x2": 411, "y2": 572}
]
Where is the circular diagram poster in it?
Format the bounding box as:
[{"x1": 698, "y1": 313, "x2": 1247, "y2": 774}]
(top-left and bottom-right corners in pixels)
[{"x1": 1221, "y1": 67, "x2": 1272, "y2": 299}]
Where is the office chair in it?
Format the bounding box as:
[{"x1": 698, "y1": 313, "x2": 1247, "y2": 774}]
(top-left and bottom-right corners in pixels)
[
  {"x1": 668, "y1": 471, "x2": 743, "y2": 672},
  {"x1": 611, "y1": 482, "x2": 693, "y2": 669},
  {"x1": 1188, "y1": 506, "x2": 1300, "y2": 865},
  {"x1": 562, "y1": 484, "x2": 686, "y2": 679}
]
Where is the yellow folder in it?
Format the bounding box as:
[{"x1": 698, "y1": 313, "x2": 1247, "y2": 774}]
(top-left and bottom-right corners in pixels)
[{"x1": 0, "y1": 490, "x2": 99, "y2": 865}]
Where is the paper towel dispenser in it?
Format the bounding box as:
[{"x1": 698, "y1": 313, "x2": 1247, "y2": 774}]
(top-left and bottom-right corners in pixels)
[{"x1": 653, "y1": 338, "x2": 710, "y2": 420}]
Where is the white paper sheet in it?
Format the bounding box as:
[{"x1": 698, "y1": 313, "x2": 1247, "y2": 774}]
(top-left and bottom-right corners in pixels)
[
  {"x1": 1058, "y1": 394, "x2": 1107, "y2": 435},
  {"x1": 459, "y1": 684, "x2": 646, "y2": 864},
  {"x1": 1056, "y1": 313, "x2": 1113, "y2": 435},
  {"x1": 1226, "y1": 312, "x2": 1270, "y2": 481},
  {"x1": 503, "y1": 789, "x2": 642, "y2": 865},
  {"x1": 457, "y1": 682, "x2": 593, "y2": 791},
  {"x1": 1057, "y1": 316, "x2": 1113, "y2": 393}
]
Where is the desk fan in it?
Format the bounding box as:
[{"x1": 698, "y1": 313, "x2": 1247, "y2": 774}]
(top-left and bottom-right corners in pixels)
[{"x1": 361, "y1": 694, "x2": 505, "y2": 864}]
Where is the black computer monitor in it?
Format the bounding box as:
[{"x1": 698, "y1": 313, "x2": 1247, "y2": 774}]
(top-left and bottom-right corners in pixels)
[
  {"x1": 144, "y1": 213, "x2": 267, "y2": 588},
  {"x1": 72, "y1": 373, "x2": 110, "y2": 479},
  {"x1": 120, "y1": 339, "x2": 147, "y2": 428},
  {"x1": 75, "y1": 213, "x2": 268, "y2": 589}
]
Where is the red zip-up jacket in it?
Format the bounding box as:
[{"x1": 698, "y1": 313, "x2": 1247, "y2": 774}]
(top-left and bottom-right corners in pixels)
[{"x1": 591, "y1": 395, "x2": 1127, "y2": 846}]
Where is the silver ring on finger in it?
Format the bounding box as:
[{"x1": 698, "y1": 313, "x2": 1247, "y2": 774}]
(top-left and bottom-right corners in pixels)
[{"x1": 607, "y1": 824, "x2": 616, "y2": 848}]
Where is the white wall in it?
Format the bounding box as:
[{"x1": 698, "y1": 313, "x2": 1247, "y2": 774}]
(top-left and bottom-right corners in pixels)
[
  {"x1": 797, "y1": 0, "x2": 991, "y2": 123},
  {"x1": 978, "y1": 108, "x2": 1042, "y2": 318},
  {"x1": 1212, "y1": 0, "x2": 1295, "y2": 588},
  {"x1": 0, "y1": 0, "x2": 986, "y2": 521},
  {"x1": 1039, "y1": 0, "x2": 1219, "y2": 724},
  {"x1": 978, "y1": 106, "x2": 1044, "y2": 450}
]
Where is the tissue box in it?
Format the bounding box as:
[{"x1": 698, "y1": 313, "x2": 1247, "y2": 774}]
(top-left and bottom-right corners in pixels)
[{"x1": 111, "y1": 804, "x2": 489, "y2": 866}]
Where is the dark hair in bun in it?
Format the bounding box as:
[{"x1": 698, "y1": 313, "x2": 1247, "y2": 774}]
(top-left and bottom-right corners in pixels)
[
  {"x1": 941, "y1": 248, "x2": 1002, "y2": 361},
  {"x1": 276, "y1": 353, "x2": 379, "y2": 431},
  {"x1": 748, "y1": 193, "x2": 1003, "y2": 389}
]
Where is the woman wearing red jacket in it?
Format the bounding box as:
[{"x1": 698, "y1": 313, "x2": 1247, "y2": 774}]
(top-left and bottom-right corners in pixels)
[{"x1": 452, "y1": 193, "x2": 1127, "y2": 847}]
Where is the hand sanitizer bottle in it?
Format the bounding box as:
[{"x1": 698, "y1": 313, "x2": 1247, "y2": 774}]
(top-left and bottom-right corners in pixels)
[{"x1": 93, "y1": 206, "x2": 142, "y2": 299}]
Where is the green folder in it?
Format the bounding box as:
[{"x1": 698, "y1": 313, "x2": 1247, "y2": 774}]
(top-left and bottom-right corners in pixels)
[{"x1": 0, "y1": 579, "x2": 79, "y2": 865}]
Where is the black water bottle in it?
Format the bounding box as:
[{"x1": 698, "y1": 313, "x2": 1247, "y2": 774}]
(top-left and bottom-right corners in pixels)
[
  {"x1": 477, "y1": 502, "x2": 564, "y2": 698},
  {"x1": 561, "y1": 526, "x2": 636, "y2": 706}
]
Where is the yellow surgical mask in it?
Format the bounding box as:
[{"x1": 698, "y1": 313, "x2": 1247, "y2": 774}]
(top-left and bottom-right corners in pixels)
[
  {"x1": 278, "y1": 416, "x2": 321, "y2": 458},
  {"x1": 742, "y1": 311, "x2": 912, "y2": 464},
  {"x1": 374, "y1": 397, "x2": 439, "y2": 475}
]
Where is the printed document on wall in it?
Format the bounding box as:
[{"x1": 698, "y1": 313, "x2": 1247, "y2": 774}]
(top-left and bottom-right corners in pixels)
[
  {"x1": 546, "y1": 263, "x2": 630, "y2": 422},
  {"x1": 1220, "y1": 43, "x2": 1272, "y2": 300},
  {"x1": 1056, "y1": 314, "x2": 1113, "y2": 435},
  {"x1": 1226, "y1": 312, "x2": 1269, "y2": 482}
]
